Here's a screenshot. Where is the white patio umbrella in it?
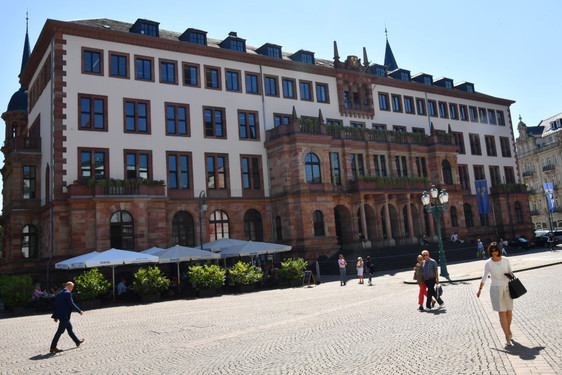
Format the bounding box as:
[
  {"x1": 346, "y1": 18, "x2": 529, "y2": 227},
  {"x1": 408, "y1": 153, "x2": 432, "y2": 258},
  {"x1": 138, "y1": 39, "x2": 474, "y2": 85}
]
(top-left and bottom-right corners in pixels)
[
  {"x1": 153, "y1": 245, "x2": 221, "y2": 289},
  {"x1": 141, "y1": 246, "x2": 166, "y2": 255},
  {"x1": 55, "y1": 251, "x2": 100, "y2": 270},
  {"x1": 202, "y1": 238, "x2": 247, "y2": 252},
  {"x1": 216, "y1": 241, "x2": 291, "y2": 258},
  {"x1": 82, "y1": 249, "x2": 159, "y2": 301}
]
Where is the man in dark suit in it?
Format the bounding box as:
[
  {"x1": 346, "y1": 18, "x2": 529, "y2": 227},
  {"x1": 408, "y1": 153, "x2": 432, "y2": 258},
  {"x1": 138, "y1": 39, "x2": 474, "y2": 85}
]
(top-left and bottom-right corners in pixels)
[{"x1": 49, "y1": 281, "x2": 84, "y2": 353}]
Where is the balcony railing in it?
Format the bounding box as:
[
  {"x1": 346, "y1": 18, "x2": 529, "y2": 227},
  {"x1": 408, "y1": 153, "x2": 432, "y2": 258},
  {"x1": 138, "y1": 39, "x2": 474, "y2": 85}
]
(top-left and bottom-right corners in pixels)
[
  {"x1": 348, "y1": 176, "x2": 429, "y2": 192},
  {"x1": 2, "y1": 136, "x2": 41, "y2": 153},
  {"x1": 67, "y1": 179, "x2": 165, "y2": 197},
  {"x1": 522, "y1": 170, "x2": 535, "y2": 177},
  {"x1": 543, "y1": 164, "x2": 556, "y2": 172}
]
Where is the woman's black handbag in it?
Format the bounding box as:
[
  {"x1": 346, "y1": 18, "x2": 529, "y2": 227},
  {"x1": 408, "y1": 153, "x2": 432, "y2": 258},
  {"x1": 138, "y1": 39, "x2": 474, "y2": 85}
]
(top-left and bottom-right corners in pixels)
[{"x1": 508, "y1": 277, "x2": 527, "y2": 299}]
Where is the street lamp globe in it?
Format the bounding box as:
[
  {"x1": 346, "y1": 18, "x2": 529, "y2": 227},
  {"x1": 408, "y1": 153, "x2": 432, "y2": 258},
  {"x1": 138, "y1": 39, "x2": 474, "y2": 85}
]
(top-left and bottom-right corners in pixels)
[
  {"x1": 430, "y1": 185, "x2": 438, "y2": 199},
  {"x1": 421, "y1": 191, "x2": 430, "y2": 206},
  {"x1": 439, "y1": 189, "x2": 448, "y2": 205}
]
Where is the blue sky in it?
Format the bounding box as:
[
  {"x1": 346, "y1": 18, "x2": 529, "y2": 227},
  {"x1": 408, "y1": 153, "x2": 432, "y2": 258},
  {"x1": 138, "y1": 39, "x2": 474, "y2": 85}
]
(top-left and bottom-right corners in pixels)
[{"x1": 1, "y1": 0, "x2": 560, "y2": 144}]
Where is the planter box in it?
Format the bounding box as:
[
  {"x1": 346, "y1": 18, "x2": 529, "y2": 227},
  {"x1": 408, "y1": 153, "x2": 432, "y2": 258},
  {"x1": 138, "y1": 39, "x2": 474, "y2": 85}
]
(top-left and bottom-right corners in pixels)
[
  {"x1": 140, "y1": 293, "x2": 161, "y2": 303},
  {"x1": 197, "y1": 288, "x2": 217, "y2": 298}
]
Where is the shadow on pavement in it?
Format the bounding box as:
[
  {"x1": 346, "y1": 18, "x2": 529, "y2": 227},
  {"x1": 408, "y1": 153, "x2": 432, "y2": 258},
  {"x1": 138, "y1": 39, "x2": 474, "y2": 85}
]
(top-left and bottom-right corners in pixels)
[{"x1": 492, "y1": 340, "x2": 546, "y2": 360}]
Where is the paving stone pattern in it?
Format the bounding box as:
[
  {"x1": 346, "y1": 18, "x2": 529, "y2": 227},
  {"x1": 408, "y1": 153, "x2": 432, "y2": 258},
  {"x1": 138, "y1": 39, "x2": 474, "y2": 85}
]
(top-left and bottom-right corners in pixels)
[{"x1": 1, "y1": 264, "x2": 561, "y2": 374}]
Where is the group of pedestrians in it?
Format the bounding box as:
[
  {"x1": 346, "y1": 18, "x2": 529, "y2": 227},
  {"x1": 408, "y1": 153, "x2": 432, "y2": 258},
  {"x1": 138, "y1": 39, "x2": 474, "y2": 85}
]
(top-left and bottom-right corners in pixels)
[
  {"x1": 413, "y1": 250, "x2": 444, "y2": 311},
  {"x1": 337, "y1": 254, "x2": 374, "y2": 286}
]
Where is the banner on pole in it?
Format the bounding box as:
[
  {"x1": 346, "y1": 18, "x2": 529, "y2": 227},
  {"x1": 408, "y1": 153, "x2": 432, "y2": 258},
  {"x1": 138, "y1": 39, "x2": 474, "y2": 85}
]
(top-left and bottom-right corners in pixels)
[
  {"x1": 475, "y1": 180, "x2": 490, "y2": 214},
  {"x1": 544, "y1": 183, "x2": 555, "y2": 213}
]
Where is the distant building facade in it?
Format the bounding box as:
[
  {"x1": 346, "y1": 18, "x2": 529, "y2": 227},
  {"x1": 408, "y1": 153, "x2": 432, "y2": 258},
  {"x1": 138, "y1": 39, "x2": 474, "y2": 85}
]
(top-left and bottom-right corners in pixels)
[
  {"x1": 516, "y1": 114, "x2": 562, "y2": 231},
  {"x1": 1, "y1": 18, "x2": 532, "y2": 280}
]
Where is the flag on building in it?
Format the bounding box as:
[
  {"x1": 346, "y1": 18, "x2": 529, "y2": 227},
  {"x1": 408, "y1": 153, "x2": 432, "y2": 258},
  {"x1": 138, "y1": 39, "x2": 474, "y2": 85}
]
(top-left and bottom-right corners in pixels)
[
  {"x1": 544, "y1": 183, "x2": 555, "y2": 213},
  {"x1": 474, "y1": 180, "x2": 490, "y2": 214}
]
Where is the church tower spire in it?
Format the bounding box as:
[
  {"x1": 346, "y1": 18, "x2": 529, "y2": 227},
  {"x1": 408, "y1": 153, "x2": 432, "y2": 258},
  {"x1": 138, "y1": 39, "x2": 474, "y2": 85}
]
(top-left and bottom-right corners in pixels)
[
  {"x1": 19, "y1": 12, "x2": 31, "y2": 81},
  {"x1": 383, "y1": 28, "x2": 398, "y2": 71}
]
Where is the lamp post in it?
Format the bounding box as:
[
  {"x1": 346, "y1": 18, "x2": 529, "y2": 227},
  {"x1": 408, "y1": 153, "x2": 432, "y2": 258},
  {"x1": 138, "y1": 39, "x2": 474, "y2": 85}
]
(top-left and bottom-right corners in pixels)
[
  {"x1": 421, "y1": 185, "x2": 449, "y2": 278},
  {"x1": 198, "y1": 190, "x2": 208, "y2": 250}
]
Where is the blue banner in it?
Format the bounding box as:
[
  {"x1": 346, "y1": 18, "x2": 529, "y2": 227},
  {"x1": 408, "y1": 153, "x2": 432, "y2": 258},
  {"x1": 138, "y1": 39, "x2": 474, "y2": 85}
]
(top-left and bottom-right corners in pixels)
[
  {"x1": 544, "y1": 183, "x2": 555, "y2": 213},
  {"x1": 474, "y1": 180, "x2": 490, "y2": 214}
]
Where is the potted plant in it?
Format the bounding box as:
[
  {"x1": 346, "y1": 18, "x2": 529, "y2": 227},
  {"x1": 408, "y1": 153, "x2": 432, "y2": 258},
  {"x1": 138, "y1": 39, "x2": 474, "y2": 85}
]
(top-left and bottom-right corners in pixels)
[
  {"x1": 279, "y1": 258, "x2": 307, "y2": 287},
  {"x1": 228, "y1": 261, "x2": 263, "y2": 293},
  {"x1": 188, "y1": 265, "x2": 225, "y2": 297},
  {"x1": 133, "y1": 266, "x2": 170, "y2": 303},
  {"x1": 0, "y1": 274, "x2": 34, "y2": 313},
  {"x1": 74, "y1": 268, "x2": 110, "y2": 309}
]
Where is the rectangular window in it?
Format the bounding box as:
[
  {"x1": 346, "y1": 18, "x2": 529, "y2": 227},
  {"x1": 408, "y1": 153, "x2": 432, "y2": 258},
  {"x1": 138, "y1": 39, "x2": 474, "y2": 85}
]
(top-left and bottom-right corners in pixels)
[
  {"x1": 374, "y1": 155, "x2": 387, "y2": 177},
  {"x1": 206, "y1": 154, "x2": 228, "y2": 190},
  {"x1": 487, "y1": 109, "x2": 497, "y2": 125},
  {"x1": 412, "y1": 127, "x2": 425, "y2": 134},
  {"x1": 395, "y1": 156, "x2": 408, "y2": 177},
  {"x1": 204, "y1": 107, "x2": 226, "y2": 138},
  {"x1": 458, "y1": 165, "x2": 470, "y2": 190},
  {"x1": 109, "y1": 52, "x2": 128, "y2": 78},
  {"x1": 449, "y1": 103, "x2": 458, "y2": 119},
  {"x1": 404, "y1": 96, "x2": 414, "y2": 114},
  {"x1": 469, "y1": 133, "x2": 482, "y2": 155},
  {"x1": 238, "y1": 110, "x2": 259, "y2": 140},
  {"x1": 299, "y1": 81, "x2": 313, "y2": 101},
  {"x1": 205, "y1": 66, "x2": 221, "y2": 89},
  {"x1": 316, "y1": 83, "x2": 329, "y2": 103},
  {"x1": 438, "y1": 102, "x2": 448, "y2": 118},
  {"x1": 473, "y1": 165, "x2": 485, "y2": 181},
  {"x1": 391, "y1": 95, "x2": 402, "y2": 112},
  {"x1": 485, "y1": 135, "x2": 497, "y2": 156},
  {"x1": 188, "y1": 31, "x2": 206, "y2": 45},
  {"x1": 326, "y1": 119, "x2": 342, "y2": 126},
  {"x1": 351, "y1": 122, "x2": 365, "y2": 128},
  {"x1": 79, "y1": 148, "x2": 108, "y2": 180},
  {"x1": 282, "y1": 78, "x2": 296, "y2": 99},
  {"x1": 125, "y1": 150, "x2": 152, "y2": 180},
  {"x1": 489, "y1": 166, "x2": 501, "y2": 188},
  {"x1": 350, "y1": 153, "x2": 365, "y2": 181},
  {"x1": 167, "y1": 152, "x2": 191, "y2": 189},
  {"x1": 416, "y1": 98, "x2": 426, "y2": 115},
  {"x1": 274, "y1": 113, "x2": 291, "y2": 127},
  {"x1": 504, "y1": 167, "x2": 516, "y2": 184},
  {"x1": 124, "y1": 99, "x2": 150, "y2": 133},
  {"x1": 478, "y1": 108, "x2": 488, "y2": 124},
  {"x1": 372, "y1": 124, "x2": 387, "y2": 130},
  {"x1": 468, "y1": 107, "x2": 477, "y2": 121},
  {"x1": 23, "y1": 165, "x2": 36, "y2": 199},
  {"x1": 135, "y1": 56, "x2": 153, "y2": 81},
  {"x1": 183, "y1": 63, "x2": 200, "y2": 87},
  {"x1": 500, "y1": 137, "x2": 512, "y2": 157},
  {"x1": 329, "y1": 152, "x2": 341, "y2": 185},
  {"x1": 459, "y1": 105, "x2": 468, "y2": 121},
  {"x1": 83, "y1": 48, "x2": 102, "y2": 75},
  {"x1": 159, "y1": 59, "x2": 177, "y2": 84},
  {"x1": 497, "y1": 111, "x2": 505, "y2": 126},
  {"x1": 265, "y1": 75, "x2": 278, "y2": 96},
  {"x1": 452, "y1": 132, "x2": 465, "y2": 154},
  {"x1": 226, "y1": 70, "x2": 241, "y2": 92},
  {"x1": 79, "y1": 94, "x2": 107, "y2": 131},
  {"x1": 245, "y1": 73, "x2": 260, "y2": 94},
  {"x1": 165, "y1": 103, "x2": 189, "y2": 136},
  {"x1": 415, "y1": 157, "x2": 428, "y2": 178},
  {"x1": 427, "y1": 100, "x2": 437, "y2": 116},
  {"x1": 379, "y1": 93, "x2": 389, "y2": 111},
  {"x1": 393, "y1": 125, "x2": 406, "y2": 132},
  {"x1": 241, "y1": 155, "x2": 262, "y2": 190}
]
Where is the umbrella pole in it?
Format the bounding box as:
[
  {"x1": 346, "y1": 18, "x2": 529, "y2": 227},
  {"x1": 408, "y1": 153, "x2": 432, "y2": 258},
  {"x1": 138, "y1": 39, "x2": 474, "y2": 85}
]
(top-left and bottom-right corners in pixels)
[
  {"x1": 177, "y1": 262, "x2": 181, "y2": 292},
  {"x1": 112, "y1": 266, "x2": 116, "y2": 303}
]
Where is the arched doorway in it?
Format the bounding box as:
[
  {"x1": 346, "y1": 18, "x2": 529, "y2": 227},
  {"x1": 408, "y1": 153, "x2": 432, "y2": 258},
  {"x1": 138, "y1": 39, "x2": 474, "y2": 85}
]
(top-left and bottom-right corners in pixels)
[{"x1": 334, "y1": 205, "x2": 352, "y2": 248}]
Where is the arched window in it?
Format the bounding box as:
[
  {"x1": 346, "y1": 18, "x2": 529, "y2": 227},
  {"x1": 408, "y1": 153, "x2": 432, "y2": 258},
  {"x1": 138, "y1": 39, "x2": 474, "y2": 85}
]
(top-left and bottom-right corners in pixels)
[
  {"x1": 442, "y1": 160, "x2": 453, "y2": 185},
  {"x1": 463, "y1": 204, "x2": 473, "y2": 228},
  {"x1": 450, "y1": 206, "x2": 459, "y2": 227},
  {"x1": 514, "y1": 202, "x2": 523, "y2": 223},
  {"x1": 21, "y1": 224, "x2": 38, "y2": 258},
  {"x1": 209, "y1": 210, "x2": 230, "y2": 240},
  {"x1": 402, "y1": 206, "x2": 410, "y2": 236},
  {"x1": 276, "y1": 216, "x2": 283, "y2": 241},
  {"x1": 172, "y1": 211, "x2": 195, "y2": 246},
  {"x1": 244, "y1": 209, "x2": 263, "y2": 241},
  {"x1": 110, "y1": 211, "x2": 134, "y2": 250},
  {"x1": 305, "y1": 153, "x2": 321, "y2": 184},
  {"x1": 313, "y1": 210, "x2": 325, "y2": 236}
]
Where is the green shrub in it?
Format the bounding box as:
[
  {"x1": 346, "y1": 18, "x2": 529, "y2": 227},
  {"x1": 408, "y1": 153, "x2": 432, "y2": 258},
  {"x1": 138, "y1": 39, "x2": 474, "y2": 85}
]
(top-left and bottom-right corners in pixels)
[
  {"x1": 228, "y1": 261, "x2": 263, "y2": 286},
  {"x1": 279, "y1": 258, "x2": 307, "y2": 281},
  {"x1": 74, "y1": 268, "x2": 110, "y2": 301},
  {"x1": 0, "y1": 274, "x2": 34, "y2": 308},
  {"x1": 188, "y1": 265, "x2": 226, "y2": 290},
  {"x1": 133, "y1": 266, "x2": 170, "y2": 295}
]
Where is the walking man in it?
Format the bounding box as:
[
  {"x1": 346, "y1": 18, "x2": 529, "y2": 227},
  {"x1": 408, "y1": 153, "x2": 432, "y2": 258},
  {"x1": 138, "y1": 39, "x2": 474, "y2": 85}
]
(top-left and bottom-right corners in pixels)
[
  {"x1": 50, "y1": 281, "x2": 84, "y2": 353},
  {"x1": 421, "y1": 250, "x2": 443, "y2": 310},
  {"x1": 365, "y1": 256, "x2": 375, "y2": 286}
]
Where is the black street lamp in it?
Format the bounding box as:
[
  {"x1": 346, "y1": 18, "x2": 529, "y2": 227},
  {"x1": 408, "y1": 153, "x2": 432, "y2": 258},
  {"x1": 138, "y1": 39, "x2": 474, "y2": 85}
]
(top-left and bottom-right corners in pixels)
[
  {"x1": 198, "y1": 190, "x2": 208, "y2": 250},
  {"x1": 421, "y1": 185, "x2": 450, "y2": 278}
]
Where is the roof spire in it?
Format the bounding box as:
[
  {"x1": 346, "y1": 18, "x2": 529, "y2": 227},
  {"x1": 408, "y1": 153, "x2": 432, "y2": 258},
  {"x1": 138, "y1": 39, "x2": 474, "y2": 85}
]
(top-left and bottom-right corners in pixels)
[
  {"x1": 19, "y1": 11, "x2": 31, "y2": 80},
  {"x1": 383, "y1": 28, "x2": 398, "y2": 71}
]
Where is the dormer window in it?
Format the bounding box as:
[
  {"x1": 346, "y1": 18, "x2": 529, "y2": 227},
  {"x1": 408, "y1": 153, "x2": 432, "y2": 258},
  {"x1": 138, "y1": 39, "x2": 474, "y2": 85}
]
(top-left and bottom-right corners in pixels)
[
  {"x1": 219, "y1": 32, "x2": 246, "y2": 52},
  {"x1": 370, "y1": 65, "x2": 386, "y2": 77},
  {"x1": 130, "y1": 19, "x2": 159, "y2": 37},
  {"x1": 444, "y1": 80, "x2": 453, "y2": 89},
  {"x1": 423, "y1": 76, "x2": 432, "y2": 85},
  {"x1": 400, "y1": 71, "x2": 410, "y2": 81},
  {"x1": 290, "y1": 50, "x2": 315, "y2": 64},
  {"x1": 179, "y1": 28, "x2": 207, "y2": 45},
  {"x1": 455, "y1": 82, "x2": 475, "y2": 93},
  {"x1": 257, "y1": 43, "x2": 282, "y2": 59},
  {"x1": 434, "y1": 77, "x2": 454, "y2": 89}
]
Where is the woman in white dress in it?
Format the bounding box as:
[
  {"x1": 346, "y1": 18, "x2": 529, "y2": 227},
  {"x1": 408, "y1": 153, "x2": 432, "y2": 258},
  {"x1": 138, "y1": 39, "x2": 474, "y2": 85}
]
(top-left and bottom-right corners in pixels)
[
  {"x1": 356, "y1": 257, "x2": 364, "y2": 284},
  {"x1": 476, "y1": 242, "x2": 514, "y2": 346}
]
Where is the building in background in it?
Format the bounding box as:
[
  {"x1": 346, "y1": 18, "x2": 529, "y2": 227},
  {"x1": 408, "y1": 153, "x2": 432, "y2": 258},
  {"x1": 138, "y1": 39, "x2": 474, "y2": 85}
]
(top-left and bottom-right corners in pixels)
[
  {"x1": 516, "y1": 114, "x2": 562, "y2": 232},
  {"x1": 1, "y1": 18, "x2": 532, "y2": 281}
]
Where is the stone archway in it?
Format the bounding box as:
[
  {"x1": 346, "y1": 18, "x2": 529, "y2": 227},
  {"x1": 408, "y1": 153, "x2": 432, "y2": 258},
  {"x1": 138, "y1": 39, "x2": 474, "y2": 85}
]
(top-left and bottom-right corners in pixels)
[{"x1": 334, "y1": 205, "x2": 353, "y2": 249}]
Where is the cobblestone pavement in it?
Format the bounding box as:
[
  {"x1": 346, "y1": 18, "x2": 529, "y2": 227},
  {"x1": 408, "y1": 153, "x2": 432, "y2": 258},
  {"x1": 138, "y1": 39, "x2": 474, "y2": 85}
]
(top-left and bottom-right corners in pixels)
[{"x1": 1, "y1": 257, "x2": 561, "y2": 374}]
